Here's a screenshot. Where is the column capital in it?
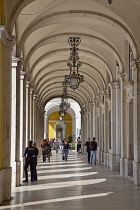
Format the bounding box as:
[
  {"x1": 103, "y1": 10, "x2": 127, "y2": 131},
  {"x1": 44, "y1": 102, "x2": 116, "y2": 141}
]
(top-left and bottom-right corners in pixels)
[
  {"x1": 117, "y1": 73, "x2": 126, "y2": 82},
  {"x1": 1, "y1": 26, "x2": 16, "y2": 49},
  {"x1": 30, "y1": 88, "x2": 34, "y2": 94},
  {"x1": 90, "y1": 99, "x2": 95, "y2": 105},
  {"x1": 33, "y1": 94, "x2": 37, "y2": 100},
  {"x1": 133, "y1": 59, "x2": 140, "y2": 70},
  {"x1": 109, "y1": 82, "x2": 120, "y2": 89},
  {"x1": 26, "y1": 81, "x2": 30, "y2": 88},
  {"x1": 102, "y1": 89, "x2": 108, "y2": 96},
  {"x1": 20, "y1": 70, "x2": 26, "y2": 80},
  {"x1": 12, "y1": 57, "x2": 20, "y2": 68}
]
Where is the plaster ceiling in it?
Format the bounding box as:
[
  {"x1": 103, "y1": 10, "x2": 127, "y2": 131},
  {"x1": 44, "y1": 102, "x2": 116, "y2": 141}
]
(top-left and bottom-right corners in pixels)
[{"x1": 4, "y1": 0, "x2": 140, "y2": 108}]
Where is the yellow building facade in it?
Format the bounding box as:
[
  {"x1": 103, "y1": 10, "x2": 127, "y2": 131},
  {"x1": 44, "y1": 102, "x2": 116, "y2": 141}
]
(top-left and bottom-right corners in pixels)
[{"x1": 48, "y1": 111, "x2": 72, "y2": 140}]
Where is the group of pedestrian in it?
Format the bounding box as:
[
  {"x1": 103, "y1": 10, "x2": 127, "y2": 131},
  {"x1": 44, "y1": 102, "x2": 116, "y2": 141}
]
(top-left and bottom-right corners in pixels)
[
  {"x1": 84, "y1": 137, "x2": 97, "y2": 164},
  {"x1": 41, "y1": 138, "x2": 71, "y2": 162},
  {"x1": 23, "y1": 140, "x2": 39, "y2": 183},
  {"x1": 22, "y1": 137, "x2": 97, "y2": 184}
]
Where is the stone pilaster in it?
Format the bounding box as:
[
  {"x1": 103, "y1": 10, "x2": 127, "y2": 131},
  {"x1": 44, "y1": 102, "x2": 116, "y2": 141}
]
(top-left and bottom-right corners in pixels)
[
  {"x1": 97, "y1": 96, "x2": 102, "y2": 163},
  {"x1": 33, "y1": 94, "x2": 37, "y2": 141},
  {"x1": 81, "y1": 107, "x2": 86, "y2": 153},
  {"x1": 15, "y1": 59, "x2": 21, "y2": 186},
  {"x1": 109, "y1": 82, "x2": 121, "y2": 170},
  {"x1": 90, "y1": 102, "x2": 94, "y2": 140},
  {"x1": 30, "y1": 88, "x2": 33, "y2": 140},
  {"x1": 118, "y1": 73, "x2": 127, "y2": 176},
  {"x1": 0, "y1": 27, "x2": 15, "y2": 202},
  {"x1": 115, "y1": 82, "x2": 121, "y2": 171},
  {"x1": 103, "y1": 90, "x2": 109, "y2": 166},
  {"x1": 44, "y1": 111, "x2": 47, "y2": 139},
  {"x1": 26, "y1": 81, "x2": 30, "y2": 145},
  {"x1": 11, "y1": 57, "x2": 19, "y2": 187},
  {"x1": 20, "y1": 70, "x2": 26, "y2": 180},
  {"x1": 133, "y1": 60, "x2": 140, "y2": 185},
  {"x1": 93, "y1": 99, "x2": 96, "y2": 138}
]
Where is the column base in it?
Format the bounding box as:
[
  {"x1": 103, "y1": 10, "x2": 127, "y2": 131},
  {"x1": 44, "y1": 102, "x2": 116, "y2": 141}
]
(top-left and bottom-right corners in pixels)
[
  {"x1": 133, "y1": 161, "x2": 140, "y2": 185},
  {"x1": 120, "y1": 157, "x2": 125, "y2": 176},
  {"x1": 101, "y1": 151, "x2": 104, "y2": 164},
  {"x1": 124, "y1": 159, "x2": 134, "y2": 178},
  {"x1": 0, "y1": 167, "x2": 12, "y2": 204},
  {"x1": 16, "y1": 161, "x2": 21, "y2": 187},
  {"x1": 109, "y1": 153, "x2": 116, "y2": 170},
  {"x1": 97, "y1": 149, "x2": 102, "y2": 163},
  {"x1": 115, "y1": 155, "x2": 120, "y2": 171},
  {"x1": 11, "y1": 161, "x2": 17, "y2": 187},
  {"x1": 104, "y1": 152, "x2": 109, "y2": 166}
]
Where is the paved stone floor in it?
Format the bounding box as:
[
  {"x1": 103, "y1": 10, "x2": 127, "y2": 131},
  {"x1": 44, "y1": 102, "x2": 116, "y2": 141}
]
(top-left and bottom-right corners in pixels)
[{"x1": 1, "y1": 151, "x2": 140, "y2": 210}]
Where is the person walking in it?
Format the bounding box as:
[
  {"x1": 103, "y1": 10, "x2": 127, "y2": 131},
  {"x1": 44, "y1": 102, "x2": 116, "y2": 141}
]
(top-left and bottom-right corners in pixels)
[
  {"x1": 41, "y1": 139, "x2": 48, "y2": 162},
  {"x1": 64, "y1": 141, "x2": 70, "y2": 161},
  {"x1": 59, "y1": 138, "x2": 64, "y2": 153},
  {"x1": 54, "y1": 139, "x2": 59, "y2": 154},
  {"x1": 23, "y1": 141, "x2": 38, "y2": 182},
  {"x1": 77, "y1": 137, "x2": 81, "y2": 153},
  {"x1": 32, "y1": 142, "x2": 39, "y2": 181},
  {"x1": 42, "y1": 141, "x2": 52, "y2": 162},
  {"x1": 84, "y1": 137, "x2": 91, "y2": 163},
  {"x1": 90, "y1": 137, "x2": 97, "y2": 164}
]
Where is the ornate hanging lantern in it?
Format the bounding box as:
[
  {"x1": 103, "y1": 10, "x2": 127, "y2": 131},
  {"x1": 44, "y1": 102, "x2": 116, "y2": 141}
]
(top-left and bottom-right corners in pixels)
[{"x1": 65, "y1": 37, "x2": 84, "y2": 90}]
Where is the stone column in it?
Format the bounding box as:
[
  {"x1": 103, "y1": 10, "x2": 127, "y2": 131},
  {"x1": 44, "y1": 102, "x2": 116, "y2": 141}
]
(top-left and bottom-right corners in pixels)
[
  {"x1": 115, "y1": 82, "x2": 121, "y2": 171},
  {"x1": 85, "y1": 111, "x2": 88, "y2": 141},
  {"x1": 0, "y1": 27, "x2": 15, "y2": 200},
  {"x1": 15, "y1": 59, "x2": 21, "y2": 187},
  {"x1": 20, "y1": 70, "x2": 26, "y2": 180},
  {"x1": 90, "y1": 101, "x2": 94, "y2": 140},
  {"x1": 46, "y1": 116, "x2": 48, "y2": 139},
  {"x1": 26, "y1": 81, "x2": 30, "y2": 145},
  {"x1": 103, "y1": 90, "x2": 109, "y2": 166},
  {"x1": 109, "y1": 83, "x2": 117, "y2": 170},
  {"x1": 35, "y1": 100, "x2": 39, "y2": 146},
  {"x1": 33, "y1": 94, "x2": 37, "y2": 141},
  {"x1": 23, "y1": 76, "x2": 27, "y2": 151},
  {"x1": 118, "y1": 74, "x2": 127, "y2": 176},
  {"x1": 87, "y1": 105, "x2": 91, "y2": 140},
  {"x1": 81, "y1": 107, "x2": 86, "y2": 153},
  {"x1": 93, "y1": 99, "x2": 96, "y2": 138},
  {"x1": 30, "y1": 88, "x2": 33, "y2": 140},
  {"x1": 11, "y1": 57, "x2": 19, "y2": 187},
  {"x1": 97, "y1": 97, "x2": 102, "y2": 163},
  {"x1": 44, "y1": 111, "x2": 47, "y2": 139},
  {"x1": 80, "y1": 110, "x2": 84, "y2": 142},
  {"x1": 133, "y1": 60, "x2": 140, "y2": 185}
]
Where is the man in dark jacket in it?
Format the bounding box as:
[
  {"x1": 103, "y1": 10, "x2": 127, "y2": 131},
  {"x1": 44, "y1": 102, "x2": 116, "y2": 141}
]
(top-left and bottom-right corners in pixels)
[
  {"x1": 23, "y1": 141, "x2": 38, "y2": 182},
  {"x1": 84, "y1": 137, "x2": 91, "y2": 163},
  {"x1": 90, "y1": 137, "x2": 97, "y2": 164}
]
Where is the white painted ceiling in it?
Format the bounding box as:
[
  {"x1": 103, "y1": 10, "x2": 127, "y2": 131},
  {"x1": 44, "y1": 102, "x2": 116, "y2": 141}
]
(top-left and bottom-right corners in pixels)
[{"x1": 4, "y1": 0, "x2": 140, "y2": 108}]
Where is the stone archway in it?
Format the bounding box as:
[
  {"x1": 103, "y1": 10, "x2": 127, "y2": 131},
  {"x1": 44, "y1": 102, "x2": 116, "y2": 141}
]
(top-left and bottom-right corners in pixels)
[{"x1": 54, "y1": 122, "x2": 66, "y2": 139}]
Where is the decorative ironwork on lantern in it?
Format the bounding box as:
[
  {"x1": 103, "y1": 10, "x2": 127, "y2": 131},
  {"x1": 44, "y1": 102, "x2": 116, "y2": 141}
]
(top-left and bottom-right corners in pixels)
[
  {"x1": 59, "y1": 81, "x2": 70, "y2": 119},
  {"x1": 65, "y1": 37, "x2": 84, "y2": 91}
]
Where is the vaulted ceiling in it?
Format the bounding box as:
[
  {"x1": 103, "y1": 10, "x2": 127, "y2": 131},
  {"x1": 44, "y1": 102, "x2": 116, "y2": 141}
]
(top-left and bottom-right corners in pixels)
[{"x1": 4, "y1": 0, "x2": 140, "y2": 108}]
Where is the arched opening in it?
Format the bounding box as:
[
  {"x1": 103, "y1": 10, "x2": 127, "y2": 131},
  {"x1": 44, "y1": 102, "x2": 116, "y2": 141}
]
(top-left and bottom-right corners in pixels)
[{"x1": 44, "y1": 98, "x2": 81, "y2": 143}]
